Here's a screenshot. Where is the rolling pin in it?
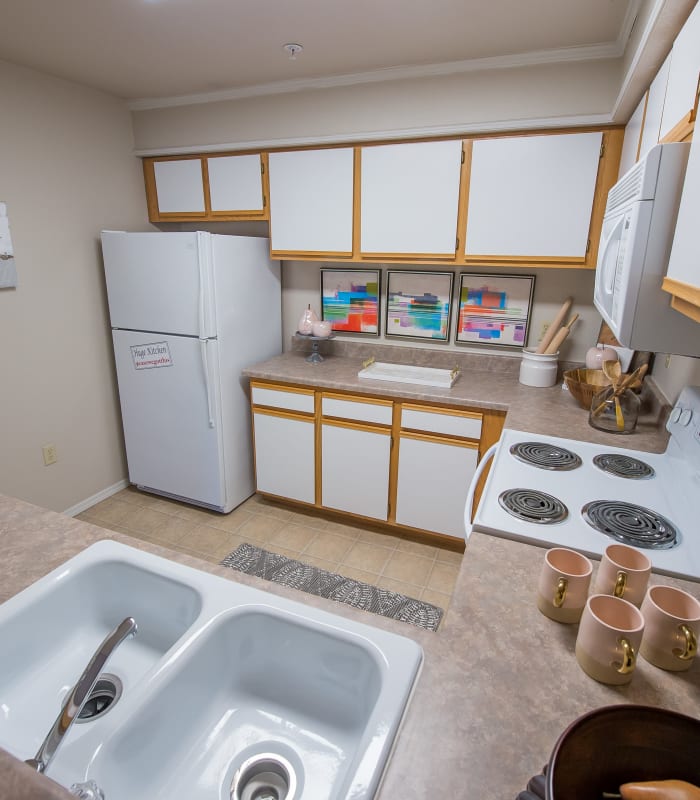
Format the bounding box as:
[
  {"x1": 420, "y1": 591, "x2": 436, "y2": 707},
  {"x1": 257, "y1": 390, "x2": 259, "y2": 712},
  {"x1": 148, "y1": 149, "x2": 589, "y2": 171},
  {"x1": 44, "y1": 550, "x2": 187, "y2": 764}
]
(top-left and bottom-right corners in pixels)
[
  {"x1": 536, "y1": 297, "x2": 573, "y2": 354},
  {"x1": 544, "y1": 313, "x2": 579, "y2": 354}
]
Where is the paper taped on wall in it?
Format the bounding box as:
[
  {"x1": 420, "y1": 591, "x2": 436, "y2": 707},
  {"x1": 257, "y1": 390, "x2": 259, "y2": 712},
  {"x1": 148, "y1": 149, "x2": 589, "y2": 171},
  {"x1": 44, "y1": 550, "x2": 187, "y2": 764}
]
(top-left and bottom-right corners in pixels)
[{"x1": 0, "y1": 201, "x2": 18, "y2": 289}]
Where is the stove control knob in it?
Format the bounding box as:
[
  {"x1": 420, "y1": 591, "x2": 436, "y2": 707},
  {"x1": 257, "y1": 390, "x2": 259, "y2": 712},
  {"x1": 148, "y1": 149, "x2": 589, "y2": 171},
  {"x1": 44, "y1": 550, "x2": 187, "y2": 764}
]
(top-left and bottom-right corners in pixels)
[
  {"x1": 670, "y1": 406, "x2": 682, "y2": 424},
  {"x1": 679, "y1": 408, "x2": 693, "y2": 427}
]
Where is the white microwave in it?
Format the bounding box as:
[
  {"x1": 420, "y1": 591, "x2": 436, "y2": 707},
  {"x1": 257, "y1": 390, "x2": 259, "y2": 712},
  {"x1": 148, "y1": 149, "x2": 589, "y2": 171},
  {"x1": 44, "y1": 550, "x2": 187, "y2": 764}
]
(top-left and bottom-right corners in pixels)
[{"x1": 594, "y1": 141, "x2": 700, "y2": 357}]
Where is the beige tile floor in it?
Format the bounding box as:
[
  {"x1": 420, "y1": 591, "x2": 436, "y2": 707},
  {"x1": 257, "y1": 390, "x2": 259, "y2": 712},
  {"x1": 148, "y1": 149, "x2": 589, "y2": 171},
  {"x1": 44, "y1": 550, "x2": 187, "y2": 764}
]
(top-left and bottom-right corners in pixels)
[{"x1": 77, "y1": 487, "x2": 463, "y2": 616}]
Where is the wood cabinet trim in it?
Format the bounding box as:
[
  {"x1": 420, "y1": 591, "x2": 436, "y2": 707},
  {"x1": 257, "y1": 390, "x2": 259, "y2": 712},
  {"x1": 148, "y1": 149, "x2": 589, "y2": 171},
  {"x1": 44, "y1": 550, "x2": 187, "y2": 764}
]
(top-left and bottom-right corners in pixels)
[
  {"x1": 457, "y1": 140, "x2": 472, "y2": 256},
  {"x1": 582, "y1": 128, "x2": 625, "y2": 270},
  {"x1": 143, "y1": 152, "x2": 268, "y2": 223},
  {"x1": 143, "y1": 125, "x2": 623, "y2": 269},
  {"x1": 321, "y1": 418, "x2": 391, "y2": 434},
  {"x1": 659, "y1": 112, "x2": 695, "y2": 143},
  {"x1": 321, "y1": 391, "x2": 393, "y2": 408},
  {"x1": 252, "y1": 406, "x2": 315, "y2": 422},
  {"x1": 662, "y1": 276, "x2": 700, "y2": 322},
  {"x1": 399, "y1": 430, "x2": 479, "y2": 448},
  {"x1": 400, "y1": 402, "x2": 482, "y2": 421},
  {"x1": 251, "y1": 380, "x2": 315, "y2": 397},
  {"x1": 670, "y1": 295, "x2": 700, "y2": 324}
]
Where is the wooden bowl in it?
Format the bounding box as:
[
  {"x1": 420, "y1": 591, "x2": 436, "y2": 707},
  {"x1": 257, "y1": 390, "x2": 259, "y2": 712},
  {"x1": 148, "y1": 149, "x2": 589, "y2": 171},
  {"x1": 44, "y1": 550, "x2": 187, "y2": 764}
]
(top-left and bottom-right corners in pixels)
[
  {"x1": 546, "y1": 705, "x2": 700, "y2": 800},
  {"x1": 563, "y1": 368, "x2": 616, "y2": 410}
]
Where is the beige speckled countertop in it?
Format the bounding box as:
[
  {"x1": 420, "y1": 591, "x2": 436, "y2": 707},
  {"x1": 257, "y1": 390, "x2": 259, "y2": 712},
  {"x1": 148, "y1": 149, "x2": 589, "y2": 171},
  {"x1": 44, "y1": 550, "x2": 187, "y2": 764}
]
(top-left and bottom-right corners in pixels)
[
  {"x1": 2, "y1": 490, "x2": 699, "y2": 800},
  {"x1": 0, "y1": 344, "x2": 686, "y2": 798},
  {"x1": 243, "y1": 342, "x2": 670, "y2": 452}
]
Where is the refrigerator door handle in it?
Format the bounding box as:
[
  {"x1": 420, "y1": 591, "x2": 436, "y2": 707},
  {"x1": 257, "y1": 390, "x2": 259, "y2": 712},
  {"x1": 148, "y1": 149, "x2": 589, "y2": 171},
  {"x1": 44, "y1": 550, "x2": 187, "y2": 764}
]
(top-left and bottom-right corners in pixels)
[
  {"x1": 196, "y1": 231, "x2": 210, "y2": 340},
  {"x1": 199, "y1": 339, "x2": 215, "y2": 429}
]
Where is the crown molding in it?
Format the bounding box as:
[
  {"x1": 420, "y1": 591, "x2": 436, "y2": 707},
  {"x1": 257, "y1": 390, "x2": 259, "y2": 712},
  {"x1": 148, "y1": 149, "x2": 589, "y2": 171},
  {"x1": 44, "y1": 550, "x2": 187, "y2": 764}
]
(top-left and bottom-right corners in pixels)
[
  {"x1": 133, "y1": 113, "x2": 614, "y2": 157},
  {"x1": 128, "y1": 42, "x2": 625, "y2": 112}
]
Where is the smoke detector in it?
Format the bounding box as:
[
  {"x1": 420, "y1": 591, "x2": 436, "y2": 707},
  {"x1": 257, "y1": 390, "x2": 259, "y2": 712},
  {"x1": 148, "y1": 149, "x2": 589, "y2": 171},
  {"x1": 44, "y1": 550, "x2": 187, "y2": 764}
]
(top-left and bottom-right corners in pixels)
[{"x1": 283, "y1": 43, "x2": 303, "y2": 60}]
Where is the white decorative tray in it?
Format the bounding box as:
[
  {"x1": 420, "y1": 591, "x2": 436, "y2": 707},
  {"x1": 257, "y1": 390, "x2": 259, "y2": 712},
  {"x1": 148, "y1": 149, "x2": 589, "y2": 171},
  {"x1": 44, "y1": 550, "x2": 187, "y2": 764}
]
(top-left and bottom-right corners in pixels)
[{"x1": 357, "y1": 361, "x2": 459, "y2": 388}]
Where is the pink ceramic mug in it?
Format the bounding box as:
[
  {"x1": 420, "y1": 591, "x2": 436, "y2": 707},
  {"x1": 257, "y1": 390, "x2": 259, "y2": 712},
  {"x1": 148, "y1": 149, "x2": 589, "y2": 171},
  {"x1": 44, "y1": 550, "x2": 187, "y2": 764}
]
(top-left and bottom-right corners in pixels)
[
  {"x1": 640, "y1": 585, "x2": 700, "y2": 671},
  {"x1": 537, "y1": 547, "x2": 593, "y2": 623},
  {"x1": 593, "y1": 543, "x2": 651, "y2": 607},
  {"x1": 575, "y1": 594, "x2": 645, "y2": 685}
]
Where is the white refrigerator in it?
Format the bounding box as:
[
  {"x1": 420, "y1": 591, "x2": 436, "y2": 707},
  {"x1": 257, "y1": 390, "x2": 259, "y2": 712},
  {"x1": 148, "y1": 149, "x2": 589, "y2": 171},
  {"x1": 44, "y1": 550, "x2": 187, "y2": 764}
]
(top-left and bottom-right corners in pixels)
[{"x1": 101, "y1": 231, "x2": 281, "y2": 513}]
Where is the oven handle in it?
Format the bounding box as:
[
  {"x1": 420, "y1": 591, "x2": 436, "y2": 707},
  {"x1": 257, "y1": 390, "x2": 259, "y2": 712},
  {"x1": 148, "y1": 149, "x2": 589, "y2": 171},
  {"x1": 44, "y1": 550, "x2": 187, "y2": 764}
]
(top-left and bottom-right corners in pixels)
[{"x1": 464, "y1": 442, "x2": 499, "y2": 541}]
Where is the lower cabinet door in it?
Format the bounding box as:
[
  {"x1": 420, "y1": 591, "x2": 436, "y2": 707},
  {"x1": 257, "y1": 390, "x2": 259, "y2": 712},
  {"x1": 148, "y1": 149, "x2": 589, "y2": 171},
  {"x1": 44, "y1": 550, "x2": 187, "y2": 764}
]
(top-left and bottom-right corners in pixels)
[
  {"x1": 321, "y1": 422, "x2": 391, "y2": 521},
  {"x1": 253, "y1": 410, "x2": 315, "y2": 504},
  {"x1": 395, "y1": 434, "x2": 478, "y2": 538}
]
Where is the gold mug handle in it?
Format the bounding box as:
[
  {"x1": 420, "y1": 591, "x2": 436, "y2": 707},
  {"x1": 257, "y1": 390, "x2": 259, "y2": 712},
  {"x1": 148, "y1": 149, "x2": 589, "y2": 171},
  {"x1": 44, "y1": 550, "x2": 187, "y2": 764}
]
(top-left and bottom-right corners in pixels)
[
  {"x1": 615, "y1": 637, "x2": 636, "y2": 674},
  {"x1": 613, "y1": 570, "x2": 627, "y2": 598},
  {"x1": 553, "y1": 577, "x2": 568, "y2": 608},
  {"x1": 673, "y1": 624, "x2": 698, "y2": 661}
]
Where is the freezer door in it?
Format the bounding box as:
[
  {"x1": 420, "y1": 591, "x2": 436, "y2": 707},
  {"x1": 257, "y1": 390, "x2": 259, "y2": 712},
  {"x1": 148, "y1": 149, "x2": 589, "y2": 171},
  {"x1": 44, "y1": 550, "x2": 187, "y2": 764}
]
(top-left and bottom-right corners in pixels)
[
  {"x1": 101, "y1": 231, "x2": 214, "y2": 337},
  {"x1": 112, "y1": 330, "x2": 225, "y2": 509}
]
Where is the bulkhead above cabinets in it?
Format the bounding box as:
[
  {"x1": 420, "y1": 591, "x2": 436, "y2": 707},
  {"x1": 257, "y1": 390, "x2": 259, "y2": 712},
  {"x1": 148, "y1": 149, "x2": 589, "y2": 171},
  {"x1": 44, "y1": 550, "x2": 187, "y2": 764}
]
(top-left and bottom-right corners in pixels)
[{"x1": 142, "y1": 126, "x2": 624, "y2": 270}]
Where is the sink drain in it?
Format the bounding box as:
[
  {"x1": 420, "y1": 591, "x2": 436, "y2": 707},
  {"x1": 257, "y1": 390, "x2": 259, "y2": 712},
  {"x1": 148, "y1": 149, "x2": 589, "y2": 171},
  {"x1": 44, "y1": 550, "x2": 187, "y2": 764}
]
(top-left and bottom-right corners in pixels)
[
  {"x1": 75, "y1": 673, "x2": 122, "y2": 723},
  {"x1": 231, "y1": 753, "x2": 297, "y2": 800}
]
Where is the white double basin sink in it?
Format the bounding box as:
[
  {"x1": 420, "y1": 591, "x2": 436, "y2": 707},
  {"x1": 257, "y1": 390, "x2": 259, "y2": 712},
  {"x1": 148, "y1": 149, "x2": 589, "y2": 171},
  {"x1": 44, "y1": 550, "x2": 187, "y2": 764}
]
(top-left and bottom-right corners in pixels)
[{"x1": 0, "y1": 541, "x2": 423, "y2": 800}]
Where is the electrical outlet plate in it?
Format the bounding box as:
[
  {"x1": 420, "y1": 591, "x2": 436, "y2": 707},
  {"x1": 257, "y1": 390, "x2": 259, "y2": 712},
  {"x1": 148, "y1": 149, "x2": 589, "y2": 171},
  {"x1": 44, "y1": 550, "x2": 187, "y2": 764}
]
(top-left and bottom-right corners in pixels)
[{"x1": 42, "y1": 444, "x2": 57, "y2": 466}]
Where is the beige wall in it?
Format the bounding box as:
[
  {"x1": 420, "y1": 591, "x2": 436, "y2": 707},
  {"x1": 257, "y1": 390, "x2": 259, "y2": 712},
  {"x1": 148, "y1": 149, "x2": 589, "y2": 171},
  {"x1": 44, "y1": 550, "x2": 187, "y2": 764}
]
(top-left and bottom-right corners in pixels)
[
  {"x1": 131, "y1": 59, "x2": 621, "y2": 154},
  {"x1": 0, "y1": 60, "x2": 152, "y2": 513},
  {"x1": 281, "y1": 261, "x2": 601, "y2": 363}
]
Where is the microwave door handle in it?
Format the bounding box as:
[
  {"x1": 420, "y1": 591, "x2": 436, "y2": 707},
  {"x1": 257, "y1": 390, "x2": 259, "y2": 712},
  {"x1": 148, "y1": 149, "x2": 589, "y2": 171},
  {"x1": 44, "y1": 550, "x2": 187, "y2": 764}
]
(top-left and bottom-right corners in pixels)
[
  {"x1": 464, "y1": 442, "x2": 499, "y2": 541},
  {"x1": 599, "y1": 215, "x2": 626, "y2": 296}
]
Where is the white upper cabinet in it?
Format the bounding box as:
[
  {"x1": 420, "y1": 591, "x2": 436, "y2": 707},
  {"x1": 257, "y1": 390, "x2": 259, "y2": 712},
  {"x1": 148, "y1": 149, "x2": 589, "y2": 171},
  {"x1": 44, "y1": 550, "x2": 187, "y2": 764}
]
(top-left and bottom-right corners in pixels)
[
  {"x1": 207, "y1": 154, "x2": 264, "y2": 214},
  {"x1": 639, "y1": 55, "x2": 672, "y2": 158},
  {"x1": 268, "y1": 148, "x2": 354, "y2": 255},
  {"x1": 660, "y1": 2, "x2": 700, "y2": 139},
  {"x1": 153, "y1": 158, "x2": 206, "y2": 214},
  {"x1": 618, "y1": 93, "x2": 647, "y2": 177},
  {"x1": 665, "y1": 133, "x2": 700, "y2": 304},
  {"x1": 464, "y1": 132, "x2": 602, "y2": 259},
  {"x1": 360, "y1": 140, "x2": 463, "y2": 256}
]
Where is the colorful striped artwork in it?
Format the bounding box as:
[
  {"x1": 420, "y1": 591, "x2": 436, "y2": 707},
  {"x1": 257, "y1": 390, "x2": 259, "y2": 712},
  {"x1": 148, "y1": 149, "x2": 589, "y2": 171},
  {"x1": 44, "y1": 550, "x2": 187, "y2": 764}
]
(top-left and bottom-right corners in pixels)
[
  {"x1": 455, "y1": 273, "x2": 535, "y2": 348},
  {"x1": 321, "y1": 269, "x2": 380, "y2": 335},
  {"x1": 385, "y1": 271, "x2": 453, "y2": 341}
]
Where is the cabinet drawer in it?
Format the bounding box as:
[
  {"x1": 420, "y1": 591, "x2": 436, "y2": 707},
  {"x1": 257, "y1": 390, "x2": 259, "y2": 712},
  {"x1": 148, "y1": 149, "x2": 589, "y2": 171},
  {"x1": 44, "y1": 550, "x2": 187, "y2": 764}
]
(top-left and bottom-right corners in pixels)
[
  {"x1": 251, "y1": 385, "x2": 315, "y2": 414},
  {"x1": 321, "y1": 395, "x2": 393, "y2": 426},
  {"x1": 400, "y1": 405, "x2": 482, "y2": 439}
]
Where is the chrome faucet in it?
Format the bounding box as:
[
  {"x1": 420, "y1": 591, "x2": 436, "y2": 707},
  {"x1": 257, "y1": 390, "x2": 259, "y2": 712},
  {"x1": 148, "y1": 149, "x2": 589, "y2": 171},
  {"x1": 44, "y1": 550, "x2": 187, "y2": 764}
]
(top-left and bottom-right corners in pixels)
[{"x1": 25, "y1": 616, "x2": 137, "y2": 775}]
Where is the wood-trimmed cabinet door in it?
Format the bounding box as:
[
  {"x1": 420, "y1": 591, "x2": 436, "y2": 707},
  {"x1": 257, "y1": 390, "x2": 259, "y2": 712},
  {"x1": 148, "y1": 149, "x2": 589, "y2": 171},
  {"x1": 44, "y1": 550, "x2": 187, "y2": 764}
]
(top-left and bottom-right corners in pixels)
[
  {"x1": 267, "y1": 148, "x2": 355, "y2": 257},
  {"x1": 321, "y1": 420, "x2": 391, "y2": 520},
  {"x1": 145, "y1": 157, "x2": 207, "y2": 220},
  {"x1": 320, "y1": 392, "x2": 393, "y2": 521},
  {"x1": 463, "y1": 131, "x2": 604, "y2": 264},
  {"x1": 660, "y1": 1, "x2": 700, "y2": 141},
  {"x1": 250, "y1": 382, "x2": 316, "y2": 504},
  {"x1": 359, "y1": 139, "x2": 463, "y2": 258},
  {"x1": 394, "y1": 433, "x2": 478, "y2": 539},
  {"x1": 252, "y1": 409, "x2": 315, "y2": 504},
  {"x1": 394, "y1": 403, "x2": 482, "y2": 539},
  {"x1": 663, "y1": 132, "x2": 700, "y2": 322},
  {"x1": 143, "y1": 153, "x2": 267, "y2": 222},
  {"x1": 206, "y1": 153, "x2": 267, "y2": 218}
]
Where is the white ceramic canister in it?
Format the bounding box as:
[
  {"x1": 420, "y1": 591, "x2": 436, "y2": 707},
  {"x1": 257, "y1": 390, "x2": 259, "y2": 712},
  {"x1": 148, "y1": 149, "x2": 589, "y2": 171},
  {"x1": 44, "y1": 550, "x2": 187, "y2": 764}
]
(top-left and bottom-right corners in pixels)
[{"x1": 519, "y1": 348, "x2": 559, "y2": 388}]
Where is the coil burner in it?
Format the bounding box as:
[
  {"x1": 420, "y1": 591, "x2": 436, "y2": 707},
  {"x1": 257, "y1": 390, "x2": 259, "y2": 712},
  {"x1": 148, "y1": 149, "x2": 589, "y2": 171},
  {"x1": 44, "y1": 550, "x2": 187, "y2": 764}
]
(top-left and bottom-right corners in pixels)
[
  {"x1": 509, "y1": 442, "x2": 582, "y2": 471},
  {"x1": 593, "y1": 453, "x2": 656, "y2": 480},
  {"x1": 498, "y1": 489, "x2": 568, "y2": 524},
  {"x1": 582, "y1": 500, "x2": 677, "y2": 549}
]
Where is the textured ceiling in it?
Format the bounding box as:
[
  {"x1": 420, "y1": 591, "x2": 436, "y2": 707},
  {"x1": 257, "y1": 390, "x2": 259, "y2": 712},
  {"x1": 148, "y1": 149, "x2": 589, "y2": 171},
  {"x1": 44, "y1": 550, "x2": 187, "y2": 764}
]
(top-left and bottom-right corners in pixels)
[{"x1": 0, "y1": 0, "x2": 637, "y2": 101}]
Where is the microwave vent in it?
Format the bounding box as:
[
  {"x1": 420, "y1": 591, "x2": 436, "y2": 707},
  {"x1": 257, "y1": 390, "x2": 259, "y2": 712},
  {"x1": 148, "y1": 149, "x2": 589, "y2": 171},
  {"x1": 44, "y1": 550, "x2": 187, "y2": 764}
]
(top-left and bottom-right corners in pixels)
[
  {"x1": 607, "y1": 159, "x2": 646, "y2": 208},
  {"x1": 605, "y1": 143, "x2": 665, "y2": 210}
]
